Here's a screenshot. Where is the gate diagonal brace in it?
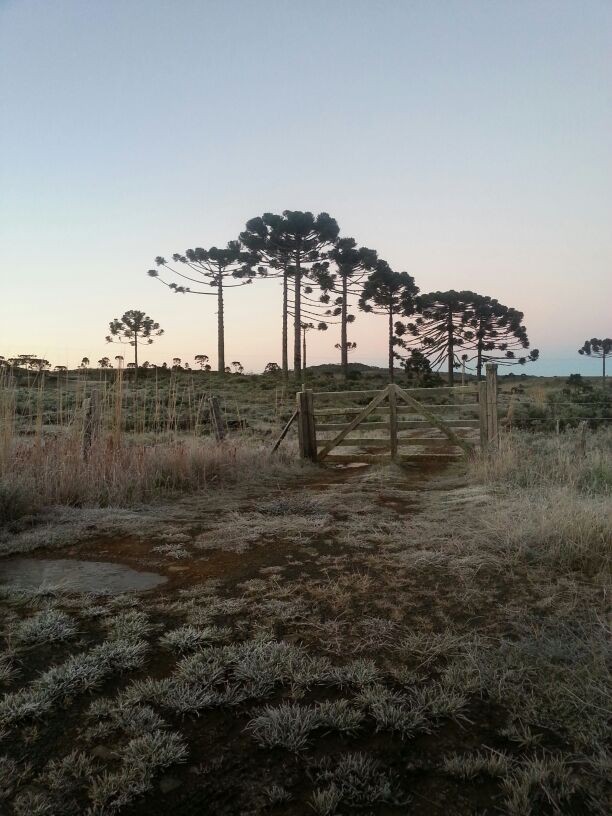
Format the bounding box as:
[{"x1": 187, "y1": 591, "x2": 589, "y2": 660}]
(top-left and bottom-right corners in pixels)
[
  {"x1": 393, "y1": 384, "x2": 474, "y2": 455},
  {"x1": 317, "y1": 385, "x2": 392, "y2": 461}
]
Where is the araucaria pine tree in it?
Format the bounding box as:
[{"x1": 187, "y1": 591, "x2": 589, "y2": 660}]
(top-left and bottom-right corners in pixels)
[
  {"x1": 397, "y1": 290, "x2": 479, "y2": 386},
  {"x1": 148, "y1": 241, "x2": 256, "y2": 373},
  {"x1": 106, "y1": 310, "x2": 163, "y2": 378},
  {"x1": 240, "y1": 211, "x2": 339, "y2": 380},
  {"x1": 461, "y1": 295, "x2": 539, "y2": 380},
  {"x1": 358, "y1": 261, "x2": 418, "y2": 381},
  {"x1": 578, "y1": 338, "x2": 612, "y2": 390},
  {"x1": 315, "y1": 237, "x2": 377, "y2": 379}
]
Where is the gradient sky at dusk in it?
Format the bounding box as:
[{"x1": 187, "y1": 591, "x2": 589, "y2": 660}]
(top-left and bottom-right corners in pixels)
[{"x1": 1, "y1": 0, "x2": 610, "y2": 376}]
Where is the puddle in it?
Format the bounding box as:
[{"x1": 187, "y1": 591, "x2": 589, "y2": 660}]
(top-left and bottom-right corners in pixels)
[{"x1": 0, "y1": 558, "x2": 167, "y2": 595}]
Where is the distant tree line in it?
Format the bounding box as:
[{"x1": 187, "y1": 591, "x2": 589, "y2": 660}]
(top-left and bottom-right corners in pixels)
[{"x1": 147, "y1": 209, "x2": 542, "y2": 384}]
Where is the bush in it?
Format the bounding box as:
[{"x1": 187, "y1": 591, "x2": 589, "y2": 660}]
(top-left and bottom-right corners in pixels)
[{"x1": 0, "y1": 479, "x2": 39, "y2": 524}]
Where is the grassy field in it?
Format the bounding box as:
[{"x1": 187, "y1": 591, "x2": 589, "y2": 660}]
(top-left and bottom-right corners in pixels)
[
  {"x1": 0, "y1": 372, "x2": 611, "y2": 814},
  {"x1": 1, "y1": 367, "x2": 609, "y2": 516}
]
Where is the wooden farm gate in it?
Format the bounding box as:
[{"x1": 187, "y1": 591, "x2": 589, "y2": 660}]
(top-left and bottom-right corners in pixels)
[{"x1": 294, "y1": 364, "x2": 499, "y2": 464}]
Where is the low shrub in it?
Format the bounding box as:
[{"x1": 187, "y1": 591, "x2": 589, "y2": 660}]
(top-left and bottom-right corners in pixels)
[{"x1": 0, "y1": 479, "x2": 40, "y2": 524}]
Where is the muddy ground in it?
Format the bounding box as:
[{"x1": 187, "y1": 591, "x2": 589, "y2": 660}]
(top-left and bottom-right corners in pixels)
[{"x1": 0, "y1": 455, "x2": 609, "y2": 815}]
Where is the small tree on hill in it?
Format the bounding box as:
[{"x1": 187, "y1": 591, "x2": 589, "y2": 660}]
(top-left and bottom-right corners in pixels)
[
  {"x1": 359, "y1": 262, "x2": 418, "y2": 381},
  {"x1": 106, "y1": 310, "x2": 163, "y2": 379},
  {"x1": 98, "y1": 357, "x2": 111, "y2": 369},
  {"x1": 240, "y1": 211, "x2": 339, "y2": 380},
  {"x1": 23, "y1": 357, "x2": 50, "y2": 372},
  {"x1": 563, "y1": 373, "x2": 593, "y2": 395},
  {"x1": 401, "y1": 349, "x2": 434, "y2": 386},
  {"x1": 194, "y1": 354, "x2": 209, "y2": 370},
  {"x1": 148, "y1": 242, "x2": 256, "y2": 373},
  {"x1": 578, "y1": 338, "x2": 612, "y2": 390},
  {"x1": 315, "y1": 238, "x2": 377, "y2": 379}
]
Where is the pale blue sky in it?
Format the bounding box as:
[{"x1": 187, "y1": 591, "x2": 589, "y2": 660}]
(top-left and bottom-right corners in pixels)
[{"x1": 1, "y1": 0, "x2": 610, "y2": 375}]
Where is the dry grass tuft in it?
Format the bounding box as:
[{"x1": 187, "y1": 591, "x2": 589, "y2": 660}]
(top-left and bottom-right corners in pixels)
[{"x1": 1, "y1": 433, "x2": 301, "y2": 514}]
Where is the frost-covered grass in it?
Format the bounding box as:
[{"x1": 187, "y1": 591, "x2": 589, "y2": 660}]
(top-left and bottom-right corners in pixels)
[
  {"x1": 88, "y1": 730, "x2": 188, "y2": 813},
  {"x1": 310, "y1": 753, "x2": 400, "y2": 813},
  {"x1": 9, "y1": 608, "x2": 78, "y2": 645},
  {"x1": 160, "y1": 624, "x2": 232, "y2": 653},
  {"x1": 0, "y1": 639, "x2": 147, "y2": 729}
]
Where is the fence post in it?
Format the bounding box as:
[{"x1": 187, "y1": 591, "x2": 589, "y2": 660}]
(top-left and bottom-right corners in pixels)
[
  {"x1": 485, "y1": 363, "x2": 498, "y2": 446},
  {"x1": 82, "y1": 390, "x2": 100, "y2": 461},
  {"x1": 389, "y1": 384, "x2": 398, "y2": 461},
  {"x1": 208, "y1": 396, "x2": 226, "y2": 441},
  {"x1": 478, "y1": 381, "x2": 488, "y2": 450},
  {"x1": 577, "y1": 420, "x2": 587, "y2": 457},
  {"x1": 297, "y1": 389, "x2": 317, "y2": 461}
]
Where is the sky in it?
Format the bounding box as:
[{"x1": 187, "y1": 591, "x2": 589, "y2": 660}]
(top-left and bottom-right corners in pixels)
[{"x1": 1, "y1": 0, "x2": 610, "y2": 376}]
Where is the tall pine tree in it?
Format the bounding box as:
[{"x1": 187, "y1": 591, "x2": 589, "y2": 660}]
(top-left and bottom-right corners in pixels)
[
  {"x1": 148, "y1": 241, "x2": 256, "y2": 373},
  {"x1": 397, "y1": 291, "x2": 478, "y2": 385},
  {"x1": 359, "y1": 261, "x2": 418, "y2": 381},
  {"x1": 315, "y1": 237, "x2": 377, "y2": 379},
  {"x1": 579, "y1": 338, "x2": 612, "y2": 390},
  {"x1": 240, "y1": 211, "x2": 339, "y2": 379},
  {"x1": 461, "y1": 295, "x2": 539, "y2": 380}
]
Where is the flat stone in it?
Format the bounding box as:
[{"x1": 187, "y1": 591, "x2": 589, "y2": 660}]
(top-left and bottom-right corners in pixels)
[
  {"x1": 159, "y1": 776, "x2": 182, "y2": 794},
  {"x1": 91, "y1": 745, "x2": 115, "y2": 760}
]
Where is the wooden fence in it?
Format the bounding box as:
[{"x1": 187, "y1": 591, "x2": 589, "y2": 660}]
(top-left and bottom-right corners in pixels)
[{"x1": 293, "y1": 364, "x2": 499, "y2": 464}]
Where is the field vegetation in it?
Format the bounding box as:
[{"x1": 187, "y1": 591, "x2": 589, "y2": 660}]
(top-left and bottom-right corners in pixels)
[{"x1": 0, "y1": 360, "x2": 610, "y2": 814}]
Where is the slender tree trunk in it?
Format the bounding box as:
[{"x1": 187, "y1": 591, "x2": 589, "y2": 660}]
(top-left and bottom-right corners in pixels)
[
  {"x1": 217, "y1": 273, "x2": 225, "y2": 374},
  {"x1": 476, "y1": 320, "x2": 483, "y2": 381},
  {"x1": 133, "y1": 335, "x2": 138, "y2": 383},
  {"x1": 282, "y1": 269, "x2": 288, "y2": 381},
  {"x1": 341, "y1": 275, "x2": 348, "y2": 379},
  {"x1": 603, "y1": 353, "x2": 607, "y2": 392},
  {"x1": 388, "y1": 307, "x2": 394, "y2": 383},
  {"x1": 302, "y1": 327, "x2": 307, "y2": 381},
  {"x1": 293, "y1": 250, "x2": 302, "y2": 378},
  {"x1": 447, "y1": 307, "x2": 454, "y2": 386}
]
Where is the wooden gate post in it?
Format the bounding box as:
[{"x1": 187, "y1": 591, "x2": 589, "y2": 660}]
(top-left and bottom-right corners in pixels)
[
  {"x1": 485, "y1": 364, "x2": 498, "y2": 446},
  {"x1": 478, "y1": 381, "x2": 488, "y2": 450},
  {"x1": 389, "y1": 384, "x2": 398, "y2": 461},
  {"x1": 82, "y1": 390, "x2": 100, "y2": 461},
  {"x1": 208, "y1": 396, "x2": 227, "y2": 441},
  {"x1": 297, "y1": 389, "x2": 317, "y2": 461}
]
